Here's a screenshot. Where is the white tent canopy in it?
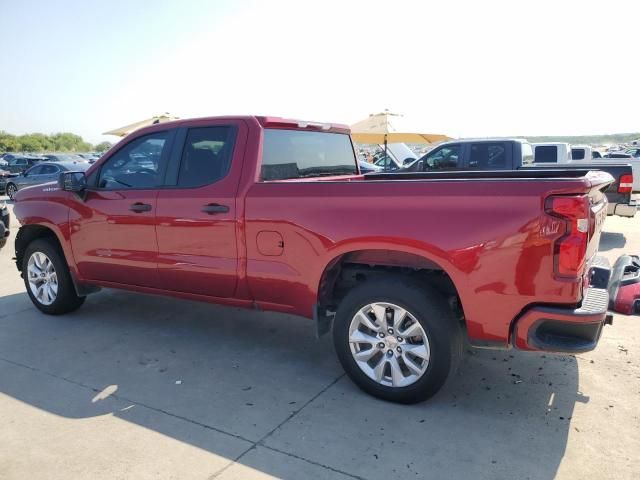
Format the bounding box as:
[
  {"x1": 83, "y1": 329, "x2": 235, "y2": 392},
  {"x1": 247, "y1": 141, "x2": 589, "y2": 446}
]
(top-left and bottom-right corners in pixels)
[
  {"x1": 103, "y1": 113, "x2": 180, "y2": 137},
  {"x1": 350, "y1": 111, "x2": 449, "y2": 144}
]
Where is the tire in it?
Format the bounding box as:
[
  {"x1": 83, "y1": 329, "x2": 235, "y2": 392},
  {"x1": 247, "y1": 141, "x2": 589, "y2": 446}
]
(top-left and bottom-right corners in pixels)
[
  {"x1": 6, "y1": 183, "x2": 17, "y2": 200},
  {"x1": 22, "y1": 238, "x2": 85, "y2": 315},
  {"x1": 333, "y1": 276, "x2": 462, "y2": 404}
]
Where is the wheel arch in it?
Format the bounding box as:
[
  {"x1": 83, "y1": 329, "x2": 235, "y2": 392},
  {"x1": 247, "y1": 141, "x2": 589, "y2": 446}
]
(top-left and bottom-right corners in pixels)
[
  {"x1": 315, "y1": 248, "x2": 466, "y2": 337},
  {"x1": 15, "y1": 224, "x2": 64, "y2": 272}
]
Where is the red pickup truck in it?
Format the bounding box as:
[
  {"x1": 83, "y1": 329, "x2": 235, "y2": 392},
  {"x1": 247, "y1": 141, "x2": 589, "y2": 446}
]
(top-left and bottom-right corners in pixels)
[{"x1": 12, "y1": 116, "x2": 628, "y2": 403}]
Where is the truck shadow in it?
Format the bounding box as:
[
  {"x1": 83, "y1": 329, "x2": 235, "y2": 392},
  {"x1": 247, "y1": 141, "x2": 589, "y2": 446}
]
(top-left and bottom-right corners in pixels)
[{"x1": 0, "y1": 289, "x2": 581, "y2": 480}]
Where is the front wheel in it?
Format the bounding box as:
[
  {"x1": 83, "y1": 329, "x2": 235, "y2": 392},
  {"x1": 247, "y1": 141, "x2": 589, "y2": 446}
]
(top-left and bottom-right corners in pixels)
[
  {"x1": 333, "y1": 276, "x2": 462, "y2": 404},
  {"x1": 22, "y1": 238, "x2": 85, "y2": 315},
  {"x1": 6, "y1": 183, "x2": 17, "y2": 200}
]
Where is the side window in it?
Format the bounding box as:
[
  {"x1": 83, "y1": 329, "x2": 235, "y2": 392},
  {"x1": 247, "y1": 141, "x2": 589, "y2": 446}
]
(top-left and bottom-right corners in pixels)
[
  {"x1": 469, "y1": 143, "x2": 507, "y2": 169},
  {"x1": 41, "y1": 165, "x2": 59, "y2": 175},
  {"x1": 26, "y1": 165, "x2": 43, "y2": 175},
  {"x1": 534, "y1": 146, "x2": 557, "y2": 163},
  {"x1": 423, "y1": 145, "x2": 461, "y2": 170},
  {"x1": 177, "y1": 126, "x2": 235, "y2": 188},
  {"x1": 571, "y1": 148, "x2": 585, "y2": 160},
  {"x1": 98, "y1": 132, "x2": 168, "y2": 189}
]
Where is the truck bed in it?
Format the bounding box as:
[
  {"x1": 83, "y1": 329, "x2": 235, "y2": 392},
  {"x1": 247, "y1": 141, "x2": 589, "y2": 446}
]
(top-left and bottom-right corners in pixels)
[{"x1": 364, "y1": 168, "x2": 595, "y2": 181}]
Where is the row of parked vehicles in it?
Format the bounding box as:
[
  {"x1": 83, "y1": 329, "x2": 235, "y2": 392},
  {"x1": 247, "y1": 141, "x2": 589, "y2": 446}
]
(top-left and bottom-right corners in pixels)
[
  {"x1": 5, "y1": 115, "x2": 640, "y2": 404},
  {"x1": 0, "y1": 152, "x2": 99, "y2": 199},
  {"x1": 360, "y1": 139, "x2": 638, "y2": 218}
]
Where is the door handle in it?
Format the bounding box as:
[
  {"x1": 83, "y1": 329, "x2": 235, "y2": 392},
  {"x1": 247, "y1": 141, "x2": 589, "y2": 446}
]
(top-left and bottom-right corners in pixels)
[
  {"x1": 201, "y1": 203, "x2": 229, "y2": 214},
  {"x1": 129, "y1": 202, "x2": 152, "y2": 213}
]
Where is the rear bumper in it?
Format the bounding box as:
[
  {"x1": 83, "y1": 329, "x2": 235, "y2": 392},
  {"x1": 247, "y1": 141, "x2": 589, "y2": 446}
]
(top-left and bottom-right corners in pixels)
[
  {"x1": 513, "y1": 256, "x2": 613, "y2": 353},
  {"x1": 607, "y1": 199, "x2": 637, "y2": 218}
]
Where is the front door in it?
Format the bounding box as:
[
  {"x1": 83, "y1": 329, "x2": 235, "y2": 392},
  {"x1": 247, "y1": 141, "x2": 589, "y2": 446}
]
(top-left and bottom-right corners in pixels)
[
  {"x1": 155, "y1": 122, "x2": 246, "y2": 297},
  {"x1": 69, "y1": 130, "x2": 173, "y2": 287}
]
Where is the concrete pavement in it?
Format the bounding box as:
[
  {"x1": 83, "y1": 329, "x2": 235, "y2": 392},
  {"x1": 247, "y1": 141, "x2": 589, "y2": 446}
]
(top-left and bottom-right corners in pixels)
[{"x1": 0, "y1": 198, "x2": 638, "y2": 479}]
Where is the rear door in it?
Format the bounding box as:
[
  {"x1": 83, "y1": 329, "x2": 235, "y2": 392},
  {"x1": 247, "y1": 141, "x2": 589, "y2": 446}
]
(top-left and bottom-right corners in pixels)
[
  {"x1": 69, "y1": 130, "x2": 173, "y2": 286},
  {"x1": 464, "y1": 142, "x2": 511, "y2": 170},
  {"x1": 155, "y1": 120, "x2": 247, "y2": 297}
]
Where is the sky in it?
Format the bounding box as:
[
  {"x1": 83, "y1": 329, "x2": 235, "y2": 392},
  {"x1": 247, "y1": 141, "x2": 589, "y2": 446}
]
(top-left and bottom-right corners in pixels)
[{"x1": 1, "y1": 0, "x2": 639, "y2": 144}]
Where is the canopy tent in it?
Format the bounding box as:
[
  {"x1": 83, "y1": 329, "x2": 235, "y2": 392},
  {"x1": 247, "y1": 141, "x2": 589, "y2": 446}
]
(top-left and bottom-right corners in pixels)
[
  {"x1": 350, "y1": 111, "x2": 450, "y2": 169},
  {"x1": 350, "y1": 111, "x2": 450, "y2": 144},
  {"x1": 103, "y1": 113, "x2": 180, "y2": 137}
]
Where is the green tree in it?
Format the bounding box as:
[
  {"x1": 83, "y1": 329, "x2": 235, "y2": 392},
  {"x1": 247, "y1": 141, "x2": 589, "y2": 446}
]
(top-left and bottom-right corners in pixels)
[
  {"x1": 0, "y1": 131, "x2": 20, "y2": 152},
  {"x1": 94, "y1": 141, "x2": 114, "y2": 152},
  {"x1": 51, "y1": 132, "x2": 88, "y2": 152},
  {"x1": 17, "y1": 133, "x2": 54, "y2": 152}
]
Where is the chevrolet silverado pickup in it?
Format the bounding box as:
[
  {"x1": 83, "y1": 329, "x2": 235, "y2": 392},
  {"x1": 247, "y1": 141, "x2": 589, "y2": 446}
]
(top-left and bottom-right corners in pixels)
[
  {"x1": 410, "y1": 139, "x2": 636, "y2": 218},
  {"x1": 11, "y1": 116, "x2": 630, "y2": 403}
]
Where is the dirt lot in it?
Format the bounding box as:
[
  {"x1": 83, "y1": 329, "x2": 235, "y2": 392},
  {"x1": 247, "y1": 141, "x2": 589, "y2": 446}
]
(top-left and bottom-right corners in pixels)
[{"x1": 0, "y1": 199, "x2": 638, "y2": 480}]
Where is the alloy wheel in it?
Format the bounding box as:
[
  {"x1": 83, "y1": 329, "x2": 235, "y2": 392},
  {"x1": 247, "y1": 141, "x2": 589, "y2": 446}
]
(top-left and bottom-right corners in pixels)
[
  {"x1": 348, "y1": 302, "x2": 430, "y2": 388},
  {"x1": 27, "y1": 251, "x2": 58, "y2": 306}
]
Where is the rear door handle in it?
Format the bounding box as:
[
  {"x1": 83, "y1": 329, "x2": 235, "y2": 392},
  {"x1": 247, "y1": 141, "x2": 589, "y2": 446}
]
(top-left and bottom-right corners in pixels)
[
  {"x1": 201, "y1": 203, "x2": 229, "y2": 214},
  {"x1": 129, "y1": 202, "x2": 152, "y2": 213}
]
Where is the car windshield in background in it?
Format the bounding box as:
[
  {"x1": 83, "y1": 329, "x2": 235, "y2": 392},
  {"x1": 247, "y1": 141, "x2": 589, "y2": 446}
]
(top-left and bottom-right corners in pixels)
[{"x1": 261, "y1": 130, "x2": 356, "y2": 181}]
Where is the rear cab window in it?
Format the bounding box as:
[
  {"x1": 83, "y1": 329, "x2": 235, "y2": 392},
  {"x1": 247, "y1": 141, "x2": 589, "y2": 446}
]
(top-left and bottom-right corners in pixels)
[
  {"x1": 571, "y1": 148, "x2": 585, "y2": 160},
  {"x1": 260, "y1": 129, "x2": 357, "y2": 181},
  {"x1": 534, "y1": 146, "x2": 558, "y2": 163}
]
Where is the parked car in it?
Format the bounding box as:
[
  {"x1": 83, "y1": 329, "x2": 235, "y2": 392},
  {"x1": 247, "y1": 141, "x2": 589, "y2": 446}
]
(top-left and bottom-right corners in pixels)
[
  {"x1": 6, "y1": 161, "x2": 90, "y2": 200},
  {"x1": 0, "y1": 168, "x2": 19, "y2": 195},
  {"x1": 357, "y1": 160, "x2": 383, "y2": 173},
  {"x1": 12, "y1": 115, "x2": 633, "y2": 404},
  {"x1": 42, "y1": 153, "x2": 90, "y2": 163},
  {"x1": 369, "y1": 143, "x2": 418, "y2": 171},
  {"x1": 625, "y1": 147, "x2": 640, "y2": 158},
  {"x1": 78, "y1": 153, "x2": 101, "y2": 163},
  {"x1": 408, "y1": 139, "x2": 636, "y2": 218},
  {"x1": 4, "y1": 155, "x2": 42, "y2": 174},
  {"x1": 0, "y1": 201, "x2": 9, "y2": 250}
]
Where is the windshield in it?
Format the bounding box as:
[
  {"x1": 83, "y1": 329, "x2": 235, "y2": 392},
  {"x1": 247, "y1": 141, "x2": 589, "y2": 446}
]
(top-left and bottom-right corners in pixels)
[{"x1": 261, "y1": 129, "x2": 357, "y2": 180}]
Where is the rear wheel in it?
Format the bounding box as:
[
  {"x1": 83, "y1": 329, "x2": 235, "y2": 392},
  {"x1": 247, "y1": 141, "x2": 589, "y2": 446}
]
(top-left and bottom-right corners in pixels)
[
  {"x1": 6, "y1": 183, "x2": 17, "y2": 200},
  {"x1": 22, "y1": 238, "x2": 85, "y2": 315},
  {"x1": 333, "y1": 276, "x2": 462, "y2": 404}
]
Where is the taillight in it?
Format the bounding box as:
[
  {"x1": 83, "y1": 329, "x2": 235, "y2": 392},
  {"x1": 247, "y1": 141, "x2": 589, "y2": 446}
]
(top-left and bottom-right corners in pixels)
[
  {"x1": 618, "y1": 174, "x2": 633, "y2": 193},
  {"x1": 545, "y1": 195, "x2": 590, "y2": 279}
]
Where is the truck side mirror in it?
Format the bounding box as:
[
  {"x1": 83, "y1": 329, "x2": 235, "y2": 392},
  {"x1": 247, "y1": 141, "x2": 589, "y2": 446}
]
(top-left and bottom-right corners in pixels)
[{"x1": 59, "y1": 171, "x2": 87, "y2": 192}]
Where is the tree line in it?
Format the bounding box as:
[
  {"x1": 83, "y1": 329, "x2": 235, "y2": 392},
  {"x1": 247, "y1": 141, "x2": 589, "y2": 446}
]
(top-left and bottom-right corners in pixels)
[{"x1": 0, "y1": 131, "x2": 113, "y2": 153}]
